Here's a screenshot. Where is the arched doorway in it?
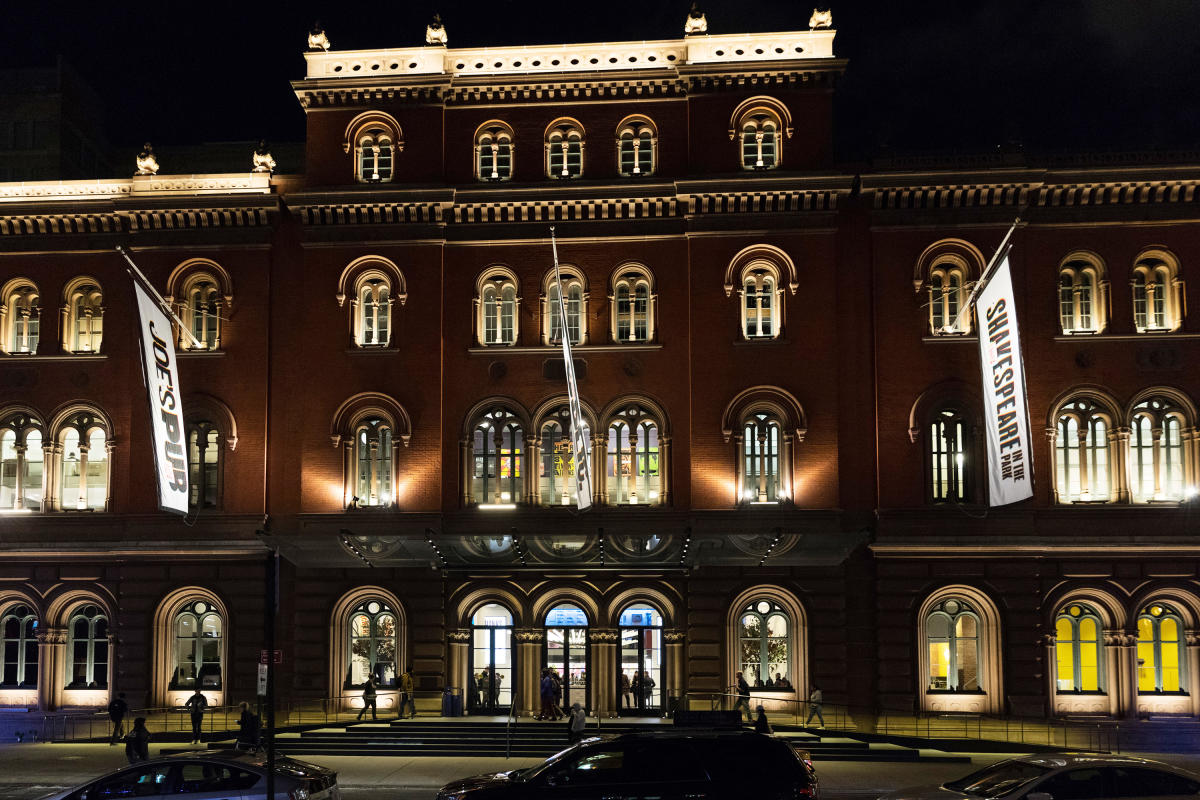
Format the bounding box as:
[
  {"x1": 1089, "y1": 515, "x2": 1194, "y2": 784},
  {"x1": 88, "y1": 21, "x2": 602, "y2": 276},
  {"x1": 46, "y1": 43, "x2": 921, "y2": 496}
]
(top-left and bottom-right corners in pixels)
[
  {"x1": 544, "y1": 603, "x2": 589, "y2": 711},
  {"x1": 469, "y1": 602, "x2": 513, "y2": 714},
  {"x1": 618, "y1": 603, "x2": 663, "y2": 715}
]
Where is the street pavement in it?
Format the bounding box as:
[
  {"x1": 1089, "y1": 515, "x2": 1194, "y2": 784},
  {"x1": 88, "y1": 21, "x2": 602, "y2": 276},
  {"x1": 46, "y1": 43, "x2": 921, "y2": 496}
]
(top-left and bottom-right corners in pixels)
[{"x1": 2, "y1": 742, "x2": 1200, "y2": 800}]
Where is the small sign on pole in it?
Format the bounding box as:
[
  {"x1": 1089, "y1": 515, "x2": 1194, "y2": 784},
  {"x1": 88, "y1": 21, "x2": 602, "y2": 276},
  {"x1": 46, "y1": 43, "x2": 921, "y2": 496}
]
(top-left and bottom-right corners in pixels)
[{"x1": 257, "y1": 663, "x2": 268, "y2": 697}]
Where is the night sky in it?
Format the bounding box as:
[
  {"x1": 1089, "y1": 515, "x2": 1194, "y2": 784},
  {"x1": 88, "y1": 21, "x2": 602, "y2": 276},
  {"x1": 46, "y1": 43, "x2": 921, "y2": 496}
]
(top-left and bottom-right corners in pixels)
[{"x1": 4, "y1": 0, "x2": 1199, "y2": 164}]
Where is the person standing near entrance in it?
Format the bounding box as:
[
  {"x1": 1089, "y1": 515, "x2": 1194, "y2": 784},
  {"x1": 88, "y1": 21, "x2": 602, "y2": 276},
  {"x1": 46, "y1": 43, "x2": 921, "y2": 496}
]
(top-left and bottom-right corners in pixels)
[
  {"x1": 804, "y1": 683, "x2": 825, "y2": 728},
  {"x1": 620, "y1": 672, "x2": 632, "y2": 708},
  {"x1": 183, "y1": 688, "x2": 207, "y2": 744},
  {"x1": 550, "y1": 669, "x2": 563, "y2": 720},
  {"x1": 107, "y1": 692, "x2": 128, "y2": 745},
  {"x1": 399, "y1": 666, "x2": 416, "y2": 719},
  {"x1": 640, "y1": 670, "x2": 655, "y2": 708},
  {"x1": 630, "y1": 671, "x2": 643, "y2": 711},
  {"x1": 566, "y1": 702, "x2": 587, "y2": 744},
  {"x1": 537, "y1": 669, "x2": 554, "y2": 720},
  {"x1": 733, "y1": 671, "x2": 751, "y2": 723},
  {"x1": 356, "y1": 677, "x2": 378, "y2": 720}
]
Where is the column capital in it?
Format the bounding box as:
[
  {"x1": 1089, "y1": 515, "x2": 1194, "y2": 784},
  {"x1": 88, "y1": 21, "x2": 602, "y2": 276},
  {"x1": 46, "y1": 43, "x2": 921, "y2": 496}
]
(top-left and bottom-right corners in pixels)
[
  {"x1": 664, "y1": 629, "x2": 686, "y2": 644},
  {"x1": 448, "y1": 628, "x2": 471, "y2": 644},
  {"x1": 37, "y1": 627, "x2": 68, "y2": 645},
  {"x1": 514, "y1": 628, "x2": 545, "y2": 644},
  {"x1": 590, "y1": 628, "x2": 619, "y2": 643}
]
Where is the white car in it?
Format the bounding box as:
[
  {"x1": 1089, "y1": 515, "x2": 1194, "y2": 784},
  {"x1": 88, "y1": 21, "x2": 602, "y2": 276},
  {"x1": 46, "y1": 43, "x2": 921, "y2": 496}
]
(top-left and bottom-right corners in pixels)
[
  {"x1": 882, "y1": 754, "x2": 1200, "y2": 800},
  {"x1": 38, "y1": 749, "x2": 339, "y2": 800}
]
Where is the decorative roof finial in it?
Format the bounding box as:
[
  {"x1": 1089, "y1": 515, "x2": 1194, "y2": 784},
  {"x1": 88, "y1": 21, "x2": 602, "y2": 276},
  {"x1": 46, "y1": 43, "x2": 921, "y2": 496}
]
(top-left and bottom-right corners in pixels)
[
  {"x1": 252, "y1": 140, "x2": 277, "y2": 174},
  {"x1": 684, "y1": 3, "x2": 708, "y2": 35},
  {"x1": 425, "y1": 14, "x2": 447, "y2": 46},
  {"x1": 809, "y1": 8, "x2": 833, "y2": 29},
  {"x1": 135, "y1": 142, "x2": 159, "y2": 176},
  {"x1": 308, "y1": 22, "x2": 330, "y2": 51}
]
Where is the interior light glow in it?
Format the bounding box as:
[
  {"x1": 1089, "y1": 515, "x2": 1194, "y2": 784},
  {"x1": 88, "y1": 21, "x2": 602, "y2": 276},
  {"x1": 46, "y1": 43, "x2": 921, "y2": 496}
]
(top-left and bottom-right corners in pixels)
[{"x1": 480, "y1": 503, "x2": 517, "y2": 511}]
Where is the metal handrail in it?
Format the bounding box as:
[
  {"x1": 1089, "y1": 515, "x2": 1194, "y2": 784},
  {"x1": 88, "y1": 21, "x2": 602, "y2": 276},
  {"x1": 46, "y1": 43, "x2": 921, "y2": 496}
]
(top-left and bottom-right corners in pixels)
[
  {"x1": 874, "y1": 709, "x2": 1120, "y2": 753},
  {"x1": 505, "y1": 686, "x2": 520, "y2": 759},
  {"x1": 685, "y1": 689, "x2": 851, "y2": 730}
]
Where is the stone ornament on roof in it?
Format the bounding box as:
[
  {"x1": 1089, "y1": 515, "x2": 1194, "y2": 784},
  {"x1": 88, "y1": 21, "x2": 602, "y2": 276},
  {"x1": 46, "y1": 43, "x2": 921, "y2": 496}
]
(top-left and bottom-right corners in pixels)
[
  {"x1": 809, "y1": 8, "x2": 832, "y2": 29},
  {"x1": 684, "y1": 3, "x2": 708, "y2": 35},
  {"x1": 252, "y1": 140, "x2": 276, "y2": 174},
  {"x1": 135, "y1": 142, "x2": 159, "y2": 176},
  {"x1": 426, "y1": 14, "x2": 447, "y2": 46},
  {"x1": 308, "y1": 23, "x2": 330, "y2": 51}
]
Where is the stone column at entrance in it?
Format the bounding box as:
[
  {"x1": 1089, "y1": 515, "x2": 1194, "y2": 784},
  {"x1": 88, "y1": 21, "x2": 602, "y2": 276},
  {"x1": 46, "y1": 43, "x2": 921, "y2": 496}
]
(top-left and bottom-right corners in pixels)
[
  {"x1": 590, "y1": 628, "x2": 618, "y2": 718},
  {"x1": 1112, "y1": 630, "x2": 1139, "y2": 719},
  {"x1": 1187, "y1": 633, "x2": 1200, "y2": 717},
  {"x1": 36, "y1": 627, "x2": 68, "y2": 711},
  {"x1": 448, "y1": 629, "x2": 470, "y2": 711},
  {"x1": 515, "y1": 628, "x2": 544, "y2": 718},
  {"x1": 664, "y1": 629, "x2": 685, "y2": 713}
]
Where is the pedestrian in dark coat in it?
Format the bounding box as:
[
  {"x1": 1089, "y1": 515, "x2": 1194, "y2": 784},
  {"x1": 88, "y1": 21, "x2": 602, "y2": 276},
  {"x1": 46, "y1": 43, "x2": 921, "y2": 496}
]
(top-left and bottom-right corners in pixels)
[
  {"x1": 754, "y1": 704, "x2": 772, "y2": 734},
  {"x1": 356, "y1": 677, "x2": 378, "y2": 720},
  {"x1": 566, "y1": 702, "x2": 587, "y2": 744},
  {"x1": 107, "y1": 693, "x2": 129, "y2": 745},
  {"x1": 183, "y1": 689, "x2": 207, "y2": 743},
  {"x1": 124, "y1": 717, "x2": 150, "y2": 764},
  {"x1": 236, "y1": 702, "x2": 261, "y2": 750}
]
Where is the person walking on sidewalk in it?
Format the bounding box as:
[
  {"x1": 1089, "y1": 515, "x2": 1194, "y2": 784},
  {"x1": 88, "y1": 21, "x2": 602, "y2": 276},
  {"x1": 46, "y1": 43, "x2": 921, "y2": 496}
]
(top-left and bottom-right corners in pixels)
[
  {"x1": 356, "y1": 677, "x2": 378, "y2": 720},
  {"x1": 566, "y1": 702, "x2": 587, "y2": 744},
  {"x1": 804, "y1": 684, "x2": 825, "y2": 728},
  {"x1": 399, "y1": 666, "x2": 416, "y2": 719},
  {"x1": 733, "y1": 671, "x2": 752, "y2": 723},
  {"x1": 107, "y1": 692, "x2": 128, "y2": 745},
  {"x1": 124, "y1": 717, "x2": 150, "y2": 764},
  {"x1": 183, "y1": 688, "x2": 207, "y2": 744}
]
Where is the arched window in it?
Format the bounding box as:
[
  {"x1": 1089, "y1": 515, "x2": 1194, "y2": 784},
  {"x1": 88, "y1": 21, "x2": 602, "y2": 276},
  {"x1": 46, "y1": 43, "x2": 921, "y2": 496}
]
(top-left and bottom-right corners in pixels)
[
  {"x1": 1, "y1": 281, "x2": 40, "y2": 354},
  {"x1": 1053, "y1": 399, "x2": 1114, "y2": 504},
  {"x1": 742, "y1": 412, "x2": 782, "y2": 503},
  {"x1": 169, "y1": 600, "x2": 222, "y2": 691},
  {"x1": 471, "y1": 407, "x2": 524, "y2": 505},
  {"x1": 723, "y1": 387, "x2": 804, "y2": 507},
  {"x1": 347, "y1": 599, "x2": 398, "y2": 689},
  {"x1": 619, "y1": 603, "x2": 664, "y2": 712},
  {"x1": 1, "y1": 604, "x2": 38, "y2": 687},
  {"x1": 546, "y1": 119, "x2": 584, "y2": 179},
  {"x1": 544, "y1": 269, "x2": 586, "y2": 345},
  {"x1": 738, "y1": 599, "x2": 790, "y2": 685},
  {"x1": 538, "y1": 414, "x2": 579, "y2": 507},
  {"x1": 1129, "y1": 397, "x2": 1190, "y2": 503},
  {"x1": 606, "y1": 405, "x2": 661, "y2": 505},
  {"x1": 471, "y1": 602, "x2": 514, "y2": 713},
  {"x1": 57, "y1": 412, "x2": 109, "y2": 511},
  {"x1": 67, "y1": 604, "x2": 108, "y2": 689},
  {"x1": 741, "y1": 113, "x2": 780, "y2": 170},
  {"x1": 477, "y1": 270, "x2": 519, "y2": 346},
  {"x1": 475, "y1": 122, "x2": 514, "y2": 181},
  {"x1": 1138, "y1": 603, "x2": 1185, "y2": 693},
  {"x1": 356, "y1": 128, "x2": 395, "y2": 183},
  {"x1": 929, "y1": 263, "x2": 969, "y2": 335},
  {"x1": 611, "y1": 266, "x2": 654, "y2": 343},
  {"x1": 355, "y1": 277, "x2": 391, "y2": 347},
  {"x1": 63, "y1": 279, "x2": 104, "y2": 354},
  {"x1": 1059, "y1": 256, "x2": 1107, "y2": 334},
  {"x1": 1055, "y1": 604, "x2": 1102, "y2": 692},
  {"x1": 1132, "y1": 253, "x2": 1184, "y2": 333},
  {"x1": 187, "y1": 420, "x2": 221, "y2": 511},
  {"x1": 353, "y1": 417, "x2": 394, "y2": 508},
  {"x1": 928, "y1": 407, "x2": 972, "y2": 503},
  {"x1": 616, "y1": 116, "x2": 656, "y2": 177},
  {"x1": 180, "y1": 275, "x2": 221, "y2": 351},
  {"x1": 543, "y1": 603, "x2": 589, "y2": 709},
  {"x1": 0, "y1": 411, "x2": 44, "y2": 511},
  {"x1": 741, "y1": 264, "x2": 781, "y2": 340},
  {"x1": 926, "y1": 598, "x2": 981, "y2": 691}
]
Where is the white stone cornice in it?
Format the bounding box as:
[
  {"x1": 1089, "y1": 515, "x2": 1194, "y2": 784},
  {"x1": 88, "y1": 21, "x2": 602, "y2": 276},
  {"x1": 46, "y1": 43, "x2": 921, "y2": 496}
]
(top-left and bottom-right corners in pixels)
[{"x1": 0, "y1": 173, "x2": 272, "y2": 204}]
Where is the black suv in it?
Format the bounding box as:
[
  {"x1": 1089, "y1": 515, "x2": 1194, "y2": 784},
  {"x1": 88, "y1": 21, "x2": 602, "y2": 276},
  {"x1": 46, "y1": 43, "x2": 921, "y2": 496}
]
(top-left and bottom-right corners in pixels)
[{"x1": 436, "y1": 729, "x2": 818, "y2": 799}]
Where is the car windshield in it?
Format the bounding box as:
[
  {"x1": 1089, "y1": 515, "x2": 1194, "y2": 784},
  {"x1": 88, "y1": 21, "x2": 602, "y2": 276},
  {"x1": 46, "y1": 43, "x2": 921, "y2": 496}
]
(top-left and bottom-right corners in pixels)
[
  {"x1": 516, "y1": 742, "x2": 591, "y2": 782},
  {"x1": 944, "y1": 761, "x2": 1051, "y2": 799}
]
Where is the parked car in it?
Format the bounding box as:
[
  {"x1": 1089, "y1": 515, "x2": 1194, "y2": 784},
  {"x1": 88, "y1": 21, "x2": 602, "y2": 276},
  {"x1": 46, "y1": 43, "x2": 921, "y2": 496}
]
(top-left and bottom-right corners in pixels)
[
  {"x1": 436, "y1": 729, "x2": 817, "y2": 799},
  {"x1": 38, "y1": 749, "x2": 339, "y2": 800},
  {"x1": 880, "y1": 754, "x2": 1200, "y2": 800}
]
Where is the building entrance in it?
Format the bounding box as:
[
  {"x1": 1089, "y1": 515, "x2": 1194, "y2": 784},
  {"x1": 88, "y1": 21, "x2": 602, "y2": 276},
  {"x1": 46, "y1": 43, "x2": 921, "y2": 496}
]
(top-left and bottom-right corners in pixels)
[
  {"x1": 619, "y1": 604, "x2": 663, "y2": 715},
  {"x1": 544, "y1": 603, "x2": 589, "y2": 711},
  {"x1": 469, "y1": 602, "x2": 513, "y2": 714}
]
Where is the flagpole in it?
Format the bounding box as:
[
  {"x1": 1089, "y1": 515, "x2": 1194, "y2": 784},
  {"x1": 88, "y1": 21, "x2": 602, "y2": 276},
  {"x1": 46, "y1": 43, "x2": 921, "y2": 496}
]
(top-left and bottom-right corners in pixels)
[
  {"x1": 549, "y1": 227, "x2": 593, "y2": 511},
  {"x1": 951, "y1": 217, "x2": 1020, "y2": 330},
  {"x1": 117, "y1": 246, "x2": 206, "y2": 350}
]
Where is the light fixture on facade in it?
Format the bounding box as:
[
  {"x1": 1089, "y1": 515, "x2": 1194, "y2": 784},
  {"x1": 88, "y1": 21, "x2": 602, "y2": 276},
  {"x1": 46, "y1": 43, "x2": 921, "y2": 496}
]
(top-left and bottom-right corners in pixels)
[
  {"x1": 480, "y1": 503, "x2": 516, "y2": 510},
  {"x1": 0, "y1": 508, "x2": 32, "y2": 514}
]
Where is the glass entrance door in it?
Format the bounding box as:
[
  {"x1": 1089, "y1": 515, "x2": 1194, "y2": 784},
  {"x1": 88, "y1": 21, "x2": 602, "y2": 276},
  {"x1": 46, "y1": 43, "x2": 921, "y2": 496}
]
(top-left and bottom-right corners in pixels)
[
  {"x1": 469, "y1": 602, "x2": 513, "y2": 715},
  {"x1": 619, "y1": 604, "x2": 664, "y2": 715},
  {"x1": 544, "y1": 603, "x2": 589, "y2": 711}
]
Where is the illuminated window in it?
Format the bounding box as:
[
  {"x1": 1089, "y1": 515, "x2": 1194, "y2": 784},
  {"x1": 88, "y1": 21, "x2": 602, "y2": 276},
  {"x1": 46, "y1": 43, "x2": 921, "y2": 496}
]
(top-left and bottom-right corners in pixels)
[
  {"x1": 347, "y1": 599, "x2": 398, "y2": 689},
  {"x1": 1138, "y1": 603, "x2": 1184, "y2": 693},
  {"x1": 355, "y1": 276, "x2": 392, "y2": 348},
  {"x1": 741, "y1": 115, "x2": 779, "y2": 170},
  {"x1": 616, "y1": 116, "x2": 656, "y2": 177},
  {"x1": 169, "y1": 601, "x2": 222, "y2": 691},
  {"x1": 1129, "y1": 398, "x2": 1189, "y2": 503},
  {"x1": 477, "y1": 270, "x2": 519, "y2": 346},
  {"x1": 353, "y1": 417, "x2": 394, "y2": 508},
  {"x1": 738, "y1": 600, "x2": 790, "y2": 685},
  {"x1": 180, "y1": 275, "x2": 221, "y2": 351},
  {"x1": 928, "y1": 407, "x2": 971, "y2": 503},
  {"x1": 611, "y1": 266, "x2": 654, "y2": 343},
  {"x1": 1055, "y1": 604, "x2": 1102, "y2": 692},
  {"x1": 1058, "y1": 257, "x2": 1107, "y2": 334},
  {"x1": 63, "y1": 279, "x2": 104, "y2": 354},
  {"x1": 356, "y1": 128, "x2": 394, "y2": 183},
  {"x1": 929, "y1": 263, "x2": 970, "y2": 335},
  {"x1": 741, "y1": 265, "x2": 781, "y2": 340},
  {"x1": 606, "y1": 405, "x2": 661, "y2": 505},
  {"x1": 539, "y1": 411, "x2": 581, "y2": 507},
  {"x1": 926, "y1": 599, "x2": 980, "y2": 691},
  {"x1": 1132, "y1": 254, "x2": 1184, "y2": 333},
  {"x1": 0, "y1": 280, "x2": 40, "y2": 354},
  {"x1": 742, "y1": 412, "x2": 782, "y2": 503},
  {"x1": 57, "y1": 412, "x2": 109, "y2": 511},
  {"x1": 67, "y1": 604, "x2": 108, "y2": 689},
  {"x1": 475, "y1": 122, "x2": 514, "y2": 181},
  {"x1": 0, "y1": 604, "x2": 38, "y2": 687},
  {"x1": 471, "y1": 408, "x2": 524, "y2": 505},
  {"x1": 1053, "y1": 399, "x2": 1113, "y2": 504},
  {"x1": 544, "y1": 268, "x2": 586, "y2": 345},
  {"x1": 0, "y1": 412, "x2": 44, "y2": 511},
  {"x1": 546, "y1": 119, "x2": 584, "y2": 179},
  {"x1": 186, "y1": 420, "x2": 221, "y2": 511}
]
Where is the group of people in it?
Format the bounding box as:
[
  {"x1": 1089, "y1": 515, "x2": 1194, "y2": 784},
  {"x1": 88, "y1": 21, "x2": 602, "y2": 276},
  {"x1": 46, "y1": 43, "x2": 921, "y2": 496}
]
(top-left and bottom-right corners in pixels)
[
  {"x1": 468, "y1": 666, "x2": 503, "y2": 712},
  {"x1": 107, "y1": 689, "x2": 262, "y2": 765},
  {"x1": 536, "y1": 668, "x2": 565, "y2": 720},
  {"x1": 751, "y1": 672, "x2": 792, "y2": 689},
  {"x1": 618, "y1": 670, "x2": 656, "y2": 708},
  {"x1": 355, "y1": 666, "x2": 417, "y2": 721},
  {"x1": 733, "y1": 671, "x2": 825, "y2": 728}
]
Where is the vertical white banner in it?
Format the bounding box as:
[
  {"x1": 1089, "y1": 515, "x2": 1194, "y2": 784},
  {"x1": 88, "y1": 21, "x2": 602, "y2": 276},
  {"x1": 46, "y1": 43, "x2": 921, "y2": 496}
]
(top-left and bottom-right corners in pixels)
[
  {"x1": 976, "y1": 251, "x2": 1034, "y2": 507},
  {"x1": 133, "y1": 278, "x2": 189, "y2": 514},
  {"x1": 551, "y1": 231, "x2": 592, "y2": 510}
]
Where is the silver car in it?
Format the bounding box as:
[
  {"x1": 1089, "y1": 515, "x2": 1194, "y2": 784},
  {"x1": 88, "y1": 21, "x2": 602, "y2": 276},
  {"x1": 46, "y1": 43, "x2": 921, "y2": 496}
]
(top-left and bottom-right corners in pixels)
[
  {"x1": 882, "y1": 754, "x2": 1200, "y2": 800},
  {"x1": 38, "y1": 749, "x2": 339, "y2": 800}
]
